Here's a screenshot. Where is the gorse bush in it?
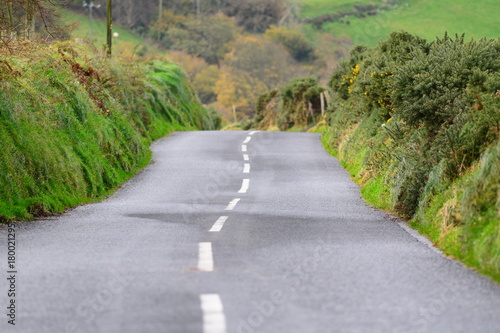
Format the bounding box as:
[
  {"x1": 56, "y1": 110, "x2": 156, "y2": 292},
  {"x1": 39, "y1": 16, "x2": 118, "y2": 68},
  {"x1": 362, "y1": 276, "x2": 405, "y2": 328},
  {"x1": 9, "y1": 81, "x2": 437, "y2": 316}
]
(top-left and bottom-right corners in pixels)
[
  {"x1": 253, "y1": 76, "x2": 325, "y2": 130},
  {"x1": 0, "y1": 42, "x2": 219, "y2": 222},
  {"x1": 391, "y1": 34, "x2": 500, "y2": 128},
  {"x1": 324, "y1": 31, "x2": 500, "y2": 280}
]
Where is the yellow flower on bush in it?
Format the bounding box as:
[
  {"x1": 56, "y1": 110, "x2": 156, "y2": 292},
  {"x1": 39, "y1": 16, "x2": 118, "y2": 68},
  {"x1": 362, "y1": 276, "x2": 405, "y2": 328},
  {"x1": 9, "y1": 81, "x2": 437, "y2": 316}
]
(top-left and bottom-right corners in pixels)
[{"x1": 352, "y1": 64, "x2": 360, "y2": 77}]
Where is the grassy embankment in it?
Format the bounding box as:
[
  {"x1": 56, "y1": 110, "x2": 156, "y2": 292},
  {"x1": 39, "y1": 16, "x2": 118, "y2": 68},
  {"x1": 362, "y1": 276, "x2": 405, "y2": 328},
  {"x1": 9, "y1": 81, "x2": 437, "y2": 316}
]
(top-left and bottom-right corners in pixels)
[
  {"x1": 0, "y1": 42, "x2": 219, "y2": 222},
  {"x1": 300, "y1": 0, "x2": 500, "y2": 47}
]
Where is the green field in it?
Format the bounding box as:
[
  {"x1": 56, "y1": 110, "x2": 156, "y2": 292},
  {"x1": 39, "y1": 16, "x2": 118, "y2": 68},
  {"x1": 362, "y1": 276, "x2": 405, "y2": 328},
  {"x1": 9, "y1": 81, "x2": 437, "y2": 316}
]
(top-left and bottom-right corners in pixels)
[
  {"x1": 300, "y1": 0, "x2": 500, "y2": 46},
  {"x1": 62, "y1": 10, "x2": 159, "y2": 57},
  {"x1": 300, "y1": 0, "x2": 385, "y2": 18}
]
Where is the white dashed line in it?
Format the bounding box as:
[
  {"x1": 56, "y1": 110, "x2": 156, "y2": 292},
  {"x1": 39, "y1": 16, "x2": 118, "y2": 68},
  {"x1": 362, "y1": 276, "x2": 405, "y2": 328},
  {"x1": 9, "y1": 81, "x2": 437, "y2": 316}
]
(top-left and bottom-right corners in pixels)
[
  {"x1": 210, "y1": 216, "x2": 228, "y2": 232},
  {"x1": 225, "y1": 198, "x2": 240, "y2": 211},
  {"x1": 238, "y1": 179, "x2": 250, "y2": 194},
  {"x1": 198, "y1": 242, "x2": 214, "y2": 272},
  {"x1": 243, "y1": 154, "x2": 249, "y2": 161},
  {"x1": 249, "y1": 131, "x2": 258, "y2": 135},
  {"x1": 241, "y1": 145, "x2": 247, "y2": 152},
  {"x1": 200, "y1": 294, "x2": 227, "y2": 333},
  {"x1": 243, "y1": 136, "x2": 252, "y2": 144},
  {"x1": 243, "y1": 163, "x2": 250, "y2": 174}
]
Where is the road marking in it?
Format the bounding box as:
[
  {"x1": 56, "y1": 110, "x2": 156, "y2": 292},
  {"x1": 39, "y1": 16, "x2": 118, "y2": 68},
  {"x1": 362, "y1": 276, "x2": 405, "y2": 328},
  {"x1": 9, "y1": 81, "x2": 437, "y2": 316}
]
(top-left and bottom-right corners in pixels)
[
  {"x1": 200, "y1": 294, "x2": 227, "y2": 333},
  {"x1": 243, "y1": 136, "x2": 252, "y2": 144},
  {"x1": 241, "y1": 145, "x2": 247, "y2": 152},
  {"x1": 243, "y1": 163, "x2": 250, "y2": 174},
  {"x1": 198, "y1": 242, "x2": 214, "y2": 272},
  {"x1": 243, "y1": 154, "x2": 249, "y2": 161},
  {"x1": 238, "y1": 179, "x2": 250, "y2": 193},
  {"x1": 249, "y1": 131, "x2": 258, "y2": 135},
  {"x1": 210, "y1": 216, "x2": 228, "y2": 232},
  {"x1": 225, "y1": 198, "x2": 240, "y2": 211}
]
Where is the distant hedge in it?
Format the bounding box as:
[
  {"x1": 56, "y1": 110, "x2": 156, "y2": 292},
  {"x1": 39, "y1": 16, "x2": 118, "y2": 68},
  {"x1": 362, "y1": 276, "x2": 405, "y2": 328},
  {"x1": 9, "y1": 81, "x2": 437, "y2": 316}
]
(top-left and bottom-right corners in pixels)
[
  {"x1": 253, "y1": 76, "x2": 324, "y2": 130},
  {"x1": 324, "y1": 31, "x2": 500, "y2": 280},
  {"x1": 0, "y1": 42, "x2": 220, "y2": 221}
]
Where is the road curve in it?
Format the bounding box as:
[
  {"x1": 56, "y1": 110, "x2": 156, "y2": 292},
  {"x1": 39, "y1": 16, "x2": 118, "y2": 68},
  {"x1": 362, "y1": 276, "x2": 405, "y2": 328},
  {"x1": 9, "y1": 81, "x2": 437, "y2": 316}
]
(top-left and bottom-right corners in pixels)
[{"x1": 1, "y1": 131, "x2": 499, "y2": 333}]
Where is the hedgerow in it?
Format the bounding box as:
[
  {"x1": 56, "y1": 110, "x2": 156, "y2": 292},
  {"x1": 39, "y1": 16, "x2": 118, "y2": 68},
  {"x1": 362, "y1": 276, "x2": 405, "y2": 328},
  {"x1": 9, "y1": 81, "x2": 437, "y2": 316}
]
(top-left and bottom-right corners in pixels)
[
  {"x1": 324, "y1": 31, "x2": 500, "y2": 280},
  {"x1": 253, "y1": 76, "x2": 324, "y2": 130}
]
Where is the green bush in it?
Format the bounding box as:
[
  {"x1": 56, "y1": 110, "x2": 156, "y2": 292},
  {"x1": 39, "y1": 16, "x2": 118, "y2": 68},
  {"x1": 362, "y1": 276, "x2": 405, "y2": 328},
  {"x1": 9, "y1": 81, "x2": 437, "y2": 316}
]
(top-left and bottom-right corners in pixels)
[
  {"x1": 278, "y1": 76, "x2": 325, "y2": 130},
  {"x1": 265, "y1": 26, "x2": 316, "y2": 62},
  {"x1": 252, "y1": 77, "x2": 325, "y2": 131}
]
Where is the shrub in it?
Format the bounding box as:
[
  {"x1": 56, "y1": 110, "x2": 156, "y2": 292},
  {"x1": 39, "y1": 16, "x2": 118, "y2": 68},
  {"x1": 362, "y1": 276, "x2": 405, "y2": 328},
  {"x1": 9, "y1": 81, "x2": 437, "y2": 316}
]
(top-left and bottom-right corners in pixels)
[{"x1": 265, "y1": 25, "x2": 316, "y2": 62}]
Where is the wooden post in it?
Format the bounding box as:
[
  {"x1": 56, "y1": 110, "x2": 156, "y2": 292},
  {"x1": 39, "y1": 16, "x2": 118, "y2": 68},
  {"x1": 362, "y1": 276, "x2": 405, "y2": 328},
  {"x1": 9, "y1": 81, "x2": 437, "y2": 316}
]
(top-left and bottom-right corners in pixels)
[
  {"x1": 323, "y1": 90, "x2": 331, "y2": 104},
  {"x1": 320, "y1": 92, "x2": 325, "y2": 116},
  {"x1": 89, "y1": 2, "x2": 93, "y2": 40},
  {"x1": 232, "y1": 105, "x2": 237, "y2": 123},
  {"x1": 106, "y1": 0, "x2": 112, "y2": 57},
  {"x1": 25, "y1": 0, "x2": 35, "y2": 41},
  {"x1": 7, "y1": 0, "x2": 13, "y2": 39},
  {"x1": 158, "y1": 0, "x2": 163, "y2": 41}
]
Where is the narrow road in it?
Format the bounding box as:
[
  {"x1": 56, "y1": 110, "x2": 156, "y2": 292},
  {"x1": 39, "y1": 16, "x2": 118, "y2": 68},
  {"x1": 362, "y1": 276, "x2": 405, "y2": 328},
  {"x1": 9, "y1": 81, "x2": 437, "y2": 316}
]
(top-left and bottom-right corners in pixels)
[{"x1": 1, "y1": 131, "x2": 499, "y2": 333}]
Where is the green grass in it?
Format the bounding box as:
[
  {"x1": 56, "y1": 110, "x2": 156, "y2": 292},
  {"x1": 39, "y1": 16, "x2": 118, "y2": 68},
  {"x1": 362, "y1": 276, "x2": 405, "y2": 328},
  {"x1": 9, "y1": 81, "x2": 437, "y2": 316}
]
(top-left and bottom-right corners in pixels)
[
  {"x1": 300, "y1": 0, "x2": 385, "y2": 18},
  {"x1": 300, "y1": 0, "x2": 500, "y2": 47},
  {"x1": 61, "y1": 10, "x2": 159, "y2": 57},
  {"x1": 0, "y1": 42, "x2": 217, "y2": 222},
  {"x1": 410, "y1": 160, "x2": 500, "y2": 282},
  {"x1": 360, "y1": 176, "x2": 392, "y2": 211}
]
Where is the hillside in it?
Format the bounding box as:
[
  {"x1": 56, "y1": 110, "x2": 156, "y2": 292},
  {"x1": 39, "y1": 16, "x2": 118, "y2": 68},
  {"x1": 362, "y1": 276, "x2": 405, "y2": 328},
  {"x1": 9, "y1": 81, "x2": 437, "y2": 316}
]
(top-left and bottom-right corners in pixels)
[
  {"x1": 62, "y1": 10, "x2": 159, "y2": 57},
  {"x1": 300, "y1": 0, "x2": 500, "y2": 47}
]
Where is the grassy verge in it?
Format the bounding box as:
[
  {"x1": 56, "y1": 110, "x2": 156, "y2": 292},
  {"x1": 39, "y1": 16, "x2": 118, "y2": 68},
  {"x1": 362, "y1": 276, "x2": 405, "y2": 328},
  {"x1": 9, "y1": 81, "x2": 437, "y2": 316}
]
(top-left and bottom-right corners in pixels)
[
  {"x1": 0, "y1": 42, "x2": 219, "y2": 222},
  {"x1": 321, "y1": 130, "x2": 500, "y2": 283}
]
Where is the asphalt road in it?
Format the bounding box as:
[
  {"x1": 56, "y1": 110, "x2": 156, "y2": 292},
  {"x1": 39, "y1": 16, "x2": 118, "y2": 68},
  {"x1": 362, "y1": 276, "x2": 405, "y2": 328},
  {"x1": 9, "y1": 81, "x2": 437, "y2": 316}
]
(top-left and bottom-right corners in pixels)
[{"x1": 1, "y1": 131, "x2": 500, "y2": 333}]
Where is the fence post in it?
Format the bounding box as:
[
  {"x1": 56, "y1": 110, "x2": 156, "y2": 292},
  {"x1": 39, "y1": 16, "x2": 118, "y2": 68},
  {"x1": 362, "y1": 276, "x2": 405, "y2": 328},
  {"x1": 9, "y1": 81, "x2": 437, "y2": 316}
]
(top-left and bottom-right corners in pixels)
[{"x1": 320, "y1": 92, "x2": 325, "y2": 116}]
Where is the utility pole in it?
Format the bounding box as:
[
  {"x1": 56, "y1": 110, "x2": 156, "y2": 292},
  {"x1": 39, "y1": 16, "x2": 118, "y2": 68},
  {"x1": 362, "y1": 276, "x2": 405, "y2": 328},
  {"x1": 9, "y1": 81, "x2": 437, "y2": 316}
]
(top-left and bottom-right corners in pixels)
[
  {"x1": 106, "y1": 0, "x2": 112, "y2": 57},
  {"x1": 158, "y1": 0, "x2": 163, "y2": 41},
  {"x1": 196, "y1": 0, "x2": 201, "y2": 16},
  {"x1": 83, "y1": 1, "x2": 101, "y2": 41}
]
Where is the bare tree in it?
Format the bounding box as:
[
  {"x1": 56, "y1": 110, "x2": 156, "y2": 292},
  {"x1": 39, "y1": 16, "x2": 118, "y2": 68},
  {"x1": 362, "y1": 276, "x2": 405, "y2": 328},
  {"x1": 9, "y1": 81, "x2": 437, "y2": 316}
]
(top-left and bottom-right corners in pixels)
[{"x1": 0, "y1": 0, "x2": 67, "y2": 43}]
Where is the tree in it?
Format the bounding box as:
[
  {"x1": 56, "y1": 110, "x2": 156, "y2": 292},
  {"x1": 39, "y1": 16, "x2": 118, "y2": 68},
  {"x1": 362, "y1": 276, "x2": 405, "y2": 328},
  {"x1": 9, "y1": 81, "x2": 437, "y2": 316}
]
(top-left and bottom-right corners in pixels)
[
  {"x1": 224, "y1": 0, "x2": 289, "y2": 32},
  {"x1": 214, "y1": 34, "x2": 307, "y2": 116},
  {"x1": 264, "y1": 25, "x2": 316, "y2": 62},
  {"x1": 214, "y1": 69, "x2": 268, "y2": 117},
  {"x1": 163, "y1": 13, "x2": 236, "y2": 67},
  {"x1": 223, "y1": 35, "x2": 299, "y2": 89},
  {"x1": 193, "y1": 65, "x2": 220, "y2": 104},
  {"x1": 0, "y1": 0, "x2": 67, "y2": 42}
]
